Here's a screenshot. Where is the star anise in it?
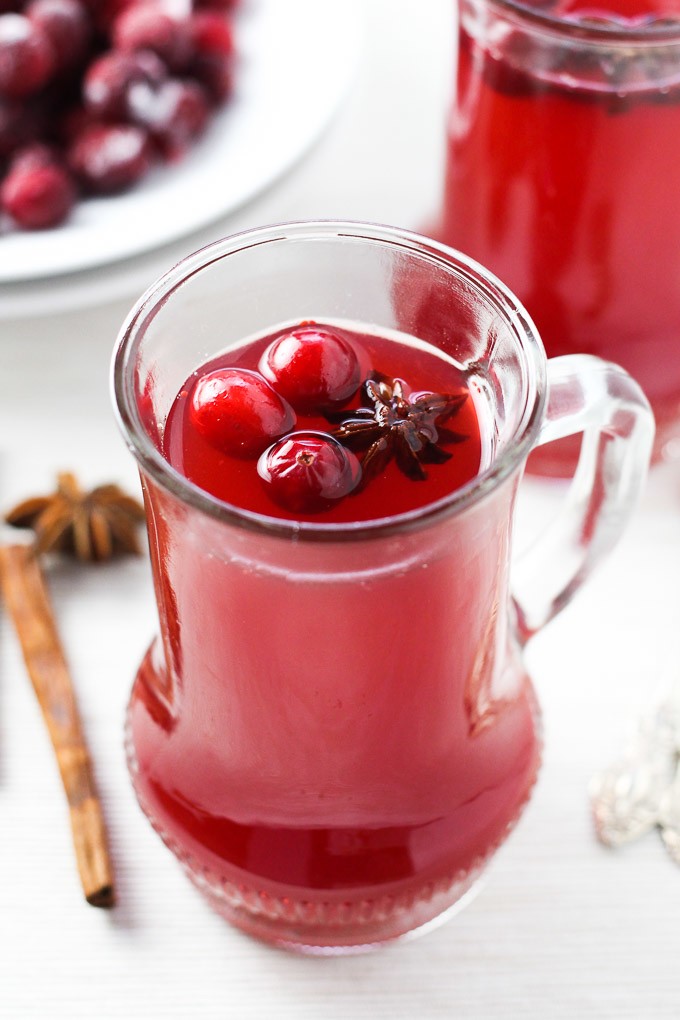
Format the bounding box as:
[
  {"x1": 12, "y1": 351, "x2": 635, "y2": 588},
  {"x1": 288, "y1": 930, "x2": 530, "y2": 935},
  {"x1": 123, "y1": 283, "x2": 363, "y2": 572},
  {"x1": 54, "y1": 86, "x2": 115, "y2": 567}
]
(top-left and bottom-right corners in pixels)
[
  {"x1": 5, "y1": 471, "x2": 146, "y2": 562},
  {"x1": 329, "y1": 373, "x2": 468, "y2": 486}
]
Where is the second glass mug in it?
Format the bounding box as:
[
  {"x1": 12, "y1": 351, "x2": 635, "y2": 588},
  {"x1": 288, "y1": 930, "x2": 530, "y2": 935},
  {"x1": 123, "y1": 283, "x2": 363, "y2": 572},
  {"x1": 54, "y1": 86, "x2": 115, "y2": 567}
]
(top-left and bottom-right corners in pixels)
[
  {"x1": 112, "y1": 222, "x2": 653, "y2": 952},
  {"x1": 439, "y1": 0, "x2": 680, "y2": 473}
]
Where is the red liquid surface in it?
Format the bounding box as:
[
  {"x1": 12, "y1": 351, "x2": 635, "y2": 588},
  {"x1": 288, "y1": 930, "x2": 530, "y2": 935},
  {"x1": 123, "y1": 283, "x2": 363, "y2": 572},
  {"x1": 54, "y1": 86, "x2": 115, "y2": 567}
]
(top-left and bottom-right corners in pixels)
[
  {"x1": 163, "y1": 325, "x2": 483, "y2": 522},
  {"x1": 441, "y1": 0, "x2": 680, "y2": 468},
  {"x1": 129, "y1": 324, "x2": 540, "y2": 941}
]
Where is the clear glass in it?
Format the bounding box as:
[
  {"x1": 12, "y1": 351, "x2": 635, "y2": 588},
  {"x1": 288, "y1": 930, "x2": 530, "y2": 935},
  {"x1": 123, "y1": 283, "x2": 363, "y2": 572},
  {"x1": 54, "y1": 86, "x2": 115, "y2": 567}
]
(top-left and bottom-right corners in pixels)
[
  {"x1": 439, "y1": 0, "x2": 680, "y2": 473},
  {"x1": 112, "y1": 221, "x2": 653, "y2": 952}
]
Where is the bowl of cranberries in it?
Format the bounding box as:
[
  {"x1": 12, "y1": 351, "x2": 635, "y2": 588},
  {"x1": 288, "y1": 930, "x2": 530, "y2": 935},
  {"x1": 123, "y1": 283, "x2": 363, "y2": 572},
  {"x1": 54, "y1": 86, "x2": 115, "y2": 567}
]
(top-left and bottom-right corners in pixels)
[{"x1": 0, "y1": 0, "x2": 238, "y2": 233}]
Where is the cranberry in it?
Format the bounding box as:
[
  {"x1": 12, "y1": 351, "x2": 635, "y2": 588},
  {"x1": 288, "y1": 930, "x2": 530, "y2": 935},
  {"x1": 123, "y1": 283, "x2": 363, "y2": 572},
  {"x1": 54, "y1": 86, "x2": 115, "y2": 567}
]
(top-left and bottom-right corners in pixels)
[
  {"x1": 83, "y1": 49, "x2": 166, "y2": 121},
  {"x1": 194, "y1": 0, "x2": 240, "y2": 10},
  {"x1": 57, "y1": 101, "x2": 97, "y2": 144},
  {"x1": 68, "y1": 121, "x2": 154, "y2": 193},
  {"x1": 127, "y1": 78, "x2": 210, "y2": 160},
  {"x1": 113, "y1": 3, "x2": 193, "y2": 73},
  {"x1": 189, "y1": 368, "x2": 296, "y2": 458},
  {"x1": 0, "y1": 95, "x2": 38, "y2": 155},
  {"x1": 1, "y1": 143, "x2": 76, "y2": 227},
  {"x1": 26, "y1": 0, "x2": 91, "y2": 74},
  {"x1": 0, "y1": 13, "x2": 54, "y2": 98},
  {"x1": 82, "y1": 0, "x2": 133, "y2": 32},
  {"x1": 190, "y1": 10, "x2": 234, "y2": 57},
  {"x1": 189, "y1": 10, "x2": 234, "y2": 101},
  {"x1": 259, "y1": 325, "x2": 362, "y2": 412},
  {"x1": 258, "y1": 432, "x2": 361, "y2": 514}
]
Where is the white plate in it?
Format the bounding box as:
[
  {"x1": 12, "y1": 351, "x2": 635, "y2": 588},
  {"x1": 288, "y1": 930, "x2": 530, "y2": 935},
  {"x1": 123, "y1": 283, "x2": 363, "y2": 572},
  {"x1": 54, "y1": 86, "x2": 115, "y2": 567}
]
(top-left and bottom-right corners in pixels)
[{"x1": 0, "y1": 0, "x2": 362, "y2": 284}]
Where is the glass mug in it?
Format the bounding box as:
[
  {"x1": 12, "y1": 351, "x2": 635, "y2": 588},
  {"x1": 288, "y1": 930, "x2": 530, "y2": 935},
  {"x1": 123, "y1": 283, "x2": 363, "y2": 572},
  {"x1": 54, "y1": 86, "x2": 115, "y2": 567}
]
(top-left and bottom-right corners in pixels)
[
  {"x1": 112, "y1": 222, "x2": 653, "y2": 952},
  {"x1": 439, "y1": 0, "x2": 680, "y2": 473}
]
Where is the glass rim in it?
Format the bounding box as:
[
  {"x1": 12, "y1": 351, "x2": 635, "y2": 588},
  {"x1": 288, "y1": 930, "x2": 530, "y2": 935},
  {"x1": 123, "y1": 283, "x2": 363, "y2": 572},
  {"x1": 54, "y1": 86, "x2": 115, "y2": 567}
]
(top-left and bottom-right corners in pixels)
[
  {"x1": 111, "y1": 220, "x2": 546, "y2": 542},
  {"x1": 479, "y1": 0, "x2": 680, "y2": 42}
]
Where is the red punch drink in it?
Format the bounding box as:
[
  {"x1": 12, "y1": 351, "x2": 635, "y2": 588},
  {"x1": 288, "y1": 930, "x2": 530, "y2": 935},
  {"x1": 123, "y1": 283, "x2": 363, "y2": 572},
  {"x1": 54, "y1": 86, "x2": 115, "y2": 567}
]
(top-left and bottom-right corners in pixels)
[
  {"x1": 441, "y1": 0, "x2": 680, "y2": 472},
  {"x1": 114, "y1": 223, "x2": 652, "y2": 951},
  {"x1": 128, "y1": 321, "x2": 541, "y2": 947}
]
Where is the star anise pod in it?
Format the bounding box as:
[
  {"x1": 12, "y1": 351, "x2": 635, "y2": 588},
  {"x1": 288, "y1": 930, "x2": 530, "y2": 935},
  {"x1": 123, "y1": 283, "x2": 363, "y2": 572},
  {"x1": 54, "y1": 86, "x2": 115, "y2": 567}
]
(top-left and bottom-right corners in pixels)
[
  {"x1": 329, "y1": 373, "x2": 468, "y2": 486},
  {"x1": 5, "y1": 471, "x2": 146, "y2": 562}
]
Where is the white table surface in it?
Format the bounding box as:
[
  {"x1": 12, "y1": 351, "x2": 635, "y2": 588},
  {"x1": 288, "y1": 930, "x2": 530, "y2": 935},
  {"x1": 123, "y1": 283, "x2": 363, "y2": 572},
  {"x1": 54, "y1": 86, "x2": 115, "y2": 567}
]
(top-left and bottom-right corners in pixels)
[{"x1": 2, "y1": 1, "x2": 680, "y2": 1016}]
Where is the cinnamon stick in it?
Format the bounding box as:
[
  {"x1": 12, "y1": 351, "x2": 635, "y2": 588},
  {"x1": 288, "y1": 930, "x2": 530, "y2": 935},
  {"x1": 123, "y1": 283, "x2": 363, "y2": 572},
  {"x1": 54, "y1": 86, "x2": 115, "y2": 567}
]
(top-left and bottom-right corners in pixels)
[{"x1": 0, "y1": 543, "x2": 114, "y2": 907}]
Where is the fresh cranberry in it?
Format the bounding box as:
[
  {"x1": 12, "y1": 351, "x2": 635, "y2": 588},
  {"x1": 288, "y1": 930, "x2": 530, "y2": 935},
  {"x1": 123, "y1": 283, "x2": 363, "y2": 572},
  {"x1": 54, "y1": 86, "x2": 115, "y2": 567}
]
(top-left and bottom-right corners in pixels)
[
  {"x1": 259, "y1": 325, "x2": 362, "y2": 412},
  {"x1": 188, "y1": 10, "x2": 233, "y2": 101},
  {"x1": 189, "y1": 368, "x2": 296, "y2": 458},
  {"x1": 82, "y1": 0, "x2": 133, "y2": 31},
  {"x1": 25, "y1": 0, "x2": 91, "y2": 74},
  {"x1": 68, "y1": 121, "x2": 154, "y2": 193},
  {"x1": 192, "y1": 48, "x2": 232, "y2": 103},
  {"x1": 194, "y1": 0, "x2": 240, "y2": 10},
  {"x1": 57, "y1": 100, "x2": 97, "y2": 144},
  {"x1": 0, "y1": 95, "x2": 39, "y2": 155},
  {"x1": 113, "y1": 3, "x2": 193, "y2": 73},
  {"x1": 83, "y1": 49, "x2": 166, "y2": 120},
  {"x1": 128, "y1": 78, "x2": 210, "y2": 160},
  {"x1": 258, "y1": 432, "x2": 361, "y2": 514},
  {"x1": 1, "y1": 143, "x2": 76, "y2": 227},
  {"x1": 0, "y1": 13, "x2": 55, "y2": 98},
  {"x1": 190, "y1": 10, "x2": 234, "y2": 57}
]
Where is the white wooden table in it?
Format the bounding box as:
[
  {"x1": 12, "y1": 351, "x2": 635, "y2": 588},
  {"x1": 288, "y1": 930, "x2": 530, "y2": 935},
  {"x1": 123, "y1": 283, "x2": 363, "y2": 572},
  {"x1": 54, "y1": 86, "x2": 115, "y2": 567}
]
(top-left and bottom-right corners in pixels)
[{"x1": 2, "y1": 1, "x2": 680, "y2": 1016}]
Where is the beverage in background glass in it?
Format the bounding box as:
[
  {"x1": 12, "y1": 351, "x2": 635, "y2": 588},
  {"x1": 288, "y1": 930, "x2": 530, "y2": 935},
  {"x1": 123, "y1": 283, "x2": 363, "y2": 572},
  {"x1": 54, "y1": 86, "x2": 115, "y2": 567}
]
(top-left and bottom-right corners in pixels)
[
  {"x1": 440, "y1": 0, "x2": 680, "y2": 473},
  {"x1": 113, "y1": 222, "x2": 652, "y2": 951}
]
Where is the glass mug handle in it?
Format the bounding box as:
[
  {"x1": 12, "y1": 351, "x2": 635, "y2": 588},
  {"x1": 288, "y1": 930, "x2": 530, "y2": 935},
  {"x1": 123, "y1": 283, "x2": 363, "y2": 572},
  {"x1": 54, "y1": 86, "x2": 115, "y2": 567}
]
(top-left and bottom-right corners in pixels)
[{"x1": 512, "y1": 354, "x2": 654, "y2": 644}]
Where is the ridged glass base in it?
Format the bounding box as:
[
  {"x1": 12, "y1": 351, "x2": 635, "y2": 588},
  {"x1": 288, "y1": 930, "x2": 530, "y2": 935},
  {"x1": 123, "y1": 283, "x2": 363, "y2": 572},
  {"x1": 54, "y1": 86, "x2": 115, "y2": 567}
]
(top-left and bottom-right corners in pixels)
[
  {"x1": 126, "y1": 665, "x2": 540, "y2": 953},
  {"x1": 127, "y1": 733, "x2": 512, "y2": 953},
  {"x1": 182, "y1": 851, "x2": 485, "y2": 953}
]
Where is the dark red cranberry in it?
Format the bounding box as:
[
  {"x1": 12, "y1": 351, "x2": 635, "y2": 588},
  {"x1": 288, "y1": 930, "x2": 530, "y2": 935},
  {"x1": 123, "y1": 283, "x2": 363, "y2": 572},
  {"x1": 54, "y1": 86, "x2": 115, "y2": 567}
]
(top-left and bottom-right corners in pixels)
[
  {"x1": 1, "y1": 143, "x2": 76, "y2": 227},
  {"x1": 128, "y1": 78, "x2": 210, "y2": 160},
  {"x1": 260, "y1": 325, "x2": 362, "y2": 412},
  {"x1": 258, "y1": 432, "x2": 361, "y2": 513},
  {"x1": 82, "y1": 0, "x2": 133, "y2": 32},
  {"x1": 83, "y1": 48, "x2": 166, "y2": 120},
  {"x1": 25, "y1": 0, "x2": 91, "y2": 74},
  {"x1": 194, "y1": 0, "x2": 240, "y2": 10},
  {"x1": 189, "y1": 10, "x2": 234, "y2": 101},
  {"x1": 57, "y1": 101, "x2": 97, "y2": 144},
  {"x1": 189, "y1": 368, "x2": 296, "y2": 458},
  {"x1": 190, "y1": 10, "x2": 234, "y2": 58},
  {"x1": 0, "y1": 95, "x2": 36, "y2": 155},
  {"x1": 0, "y1": 13, "x2": 55, "y2": 98},
  {"x1": 113, "y1": 3, "x2": 193, "y2": 73},
  {"x1": 67, "y1": 121, "x2": 154, "y2": 193},
  {"x1": 192, "y1": 49, "x2": 232, "y2": 103}
]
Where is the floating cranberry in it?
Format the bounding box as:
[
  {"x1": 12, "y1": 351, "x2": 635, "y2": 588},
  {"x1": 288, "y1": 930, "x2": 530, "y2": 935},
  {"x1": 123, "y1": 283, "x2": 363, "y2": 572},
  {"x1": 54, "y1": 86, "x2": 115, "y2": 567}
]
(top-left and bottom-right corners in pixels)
[
  {"x1": 0, "y1": 13, "x2": 54, "y2": 98},
  {"x1": 83, "y1": 48, "x2": 166, "y2": 121},
  {"x1": 113, "y1": 3, "x2": 193, "y2": 73},
  {"x1": 26, "y1": 0, "x2": 91, "y2": 74},
  {"x1": 68, "y1": 121, "x2": 154, "y2": 193},
  {"x1": 260, "y1": 325, "x2": 362, "y2": 412},
  {"x1": 1, "y1": 143, "x2": 76, "y2": 227},
  {"x1": 258, "y1": 432, "x2": 361, "y2": 514},
  {"x1": 128, "y1": 78, "x2": 210, "y2": 160},
  {"x1": 189, "y1": 368, "x2": 296, "y2": 458}
]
